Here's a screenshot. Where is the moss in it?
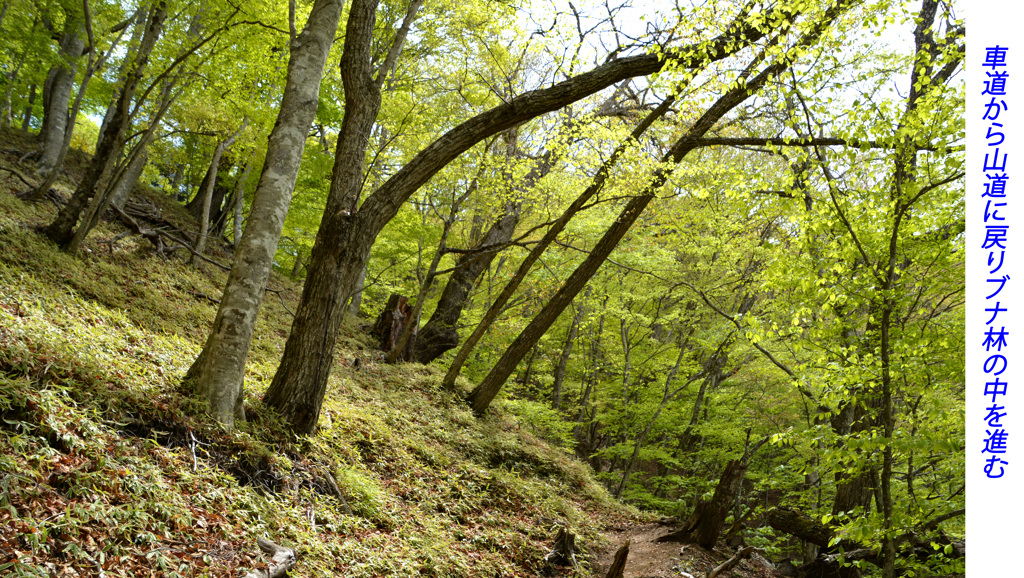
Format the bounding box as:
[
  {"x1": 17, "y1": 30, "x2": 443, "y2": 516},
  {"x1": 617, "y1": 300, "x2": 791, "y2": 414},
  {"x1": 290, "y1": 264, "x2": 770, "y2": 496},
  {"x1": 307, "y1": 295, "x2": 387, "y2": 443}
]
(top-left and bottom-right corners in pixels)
[{"x1": 0, "y1": 140, "x2": 637, "y2": 577}]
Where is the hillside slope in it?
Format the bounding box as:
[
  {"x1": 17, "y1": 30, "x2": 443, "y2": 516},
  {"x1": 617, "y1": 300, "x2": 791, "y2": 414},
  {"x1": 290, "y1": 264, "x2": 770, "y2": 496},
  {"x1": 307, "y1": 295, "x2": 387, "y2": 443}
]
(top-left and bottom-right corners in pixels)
[{"x1": 1, "y1": 139, "x2": 639, "y2": 577}]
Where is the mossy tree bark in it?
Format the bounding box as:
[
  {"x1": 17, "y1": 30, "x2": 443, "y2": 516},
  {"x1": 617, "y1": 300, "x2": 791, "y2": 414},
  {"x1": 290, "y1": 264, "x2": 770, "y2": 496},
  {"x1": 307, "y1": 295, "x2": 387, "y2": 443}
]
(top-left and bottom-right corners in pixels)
[
  {"x1": 44, "y1": 1, "x2": 167, "y2": 250},
  {"x1": 37, "y1": 11, "x2": 85, "y2": 175},
  {"x1": 257, "y1": 2, "x2": 788, "y2": 433},
  {"x1": 185, "y1": 0, "x2": 345, "y2": 427}
]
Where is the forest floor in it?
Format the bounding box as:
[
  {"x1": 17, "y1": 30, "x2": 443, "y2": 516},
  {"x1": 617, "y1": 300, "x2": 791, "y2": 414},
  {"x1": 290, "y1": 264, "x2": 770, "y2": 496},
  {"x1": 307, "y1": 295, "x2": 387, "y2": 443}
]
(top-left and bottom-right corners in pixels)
[
  {"x1": 593, "y1": 523, "x2": 779, "y2": 578},
  {"x1": 1, "y1": 127, "x2": 788, "y2": 577}
]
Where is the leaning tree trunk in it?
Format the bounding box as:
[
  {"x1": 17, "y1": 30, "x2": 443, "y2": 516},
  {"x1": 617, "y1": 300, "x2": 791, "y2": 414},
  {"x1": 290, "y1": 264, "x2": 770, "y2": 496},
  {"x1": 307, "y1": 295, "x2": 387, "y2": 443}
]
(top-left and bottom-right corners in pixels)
[
  {"x1": 193, "y1": 117, "x2": 247, "y2": 260},
  {"x1": 463, "y1": 0, "x2": 846, "y2": 414},
  {"x1": 37, "y1": 17, "x2": 85, "y2": 175},
  {"x1": 185, "y1": 0, "x2": 345, "y2": 428},
  {"x1": 108, "y1": 149, "x2": 147, "y2": 211},
  {"x1": 21, "y1": 84, "x2": 36, "y2": 132},
  {"x1": 44, "y1": 2, "x2": 167, "y2": 251},
  {"x1": 90, "y1": 77, "x2": 178, "y2": 214},
  {"x1": 263, "y1": 7, "x2": 781, "y2": 433},
  {"x1": 414, "y1": 200, "x2": 522, "y2": 364}
]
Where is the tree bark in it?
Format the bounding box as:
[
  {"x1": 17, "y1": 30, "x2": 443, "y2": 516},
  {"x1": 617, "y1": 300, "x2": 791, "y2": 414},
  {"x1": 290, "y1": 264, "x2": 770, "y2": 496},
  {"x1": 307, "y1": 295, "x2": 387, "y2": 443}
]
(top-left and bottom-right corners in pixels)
[
  {"x1": 37, "y1": 13, "x2": 85, "y2": 175},
  {"x1": 108, "y1": 149, "x2": 147, "y2": 211},
  {"x1": 414, "y1": 199, "x2": 522, "y2": 364},
  {"x1": 603, "y1": 541, "x2": 629, "y2": 578},
  {"x1": 262, "y1": 0, "x2": 384, "y2": 434},
  {"x1": 193, "y1": 117, "x2": 247, "y2": 259},
  {"x1": 44, "y1": 1, "x2": 167, "y2": 250},
  {"x1": 231, "y1": 160, "x2": 252, "y2": 245},
  {"x1": 21, "y1": 83, "x2": 36, "y2": 132},
  {"x1": 185, "y1": 0, "x2": 344, "y2": 428},
  {"x1": 347, "y1": 262, "x2": 368, "y2": 316},
  {"x1": 261, "y1": 2, "x2": 791, "y2": 433}
]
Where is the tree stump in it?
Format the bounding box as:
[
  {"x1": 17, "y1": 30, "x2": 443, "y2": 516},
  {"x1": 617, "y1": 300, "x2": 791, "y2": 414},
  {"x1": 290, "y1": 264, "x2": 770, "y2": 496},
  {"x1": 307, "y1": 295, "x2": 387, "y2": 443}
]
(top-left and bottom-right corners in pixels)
[
  {"x1": 370, "y1": 293, "x2": 416, "y2": 360},
  {"x1": 604, "y1": 540, "x2": 629, "y2": 578},
  {"x1": 241, "y1": 538, "x2": 297, "y2": 578},
  {"x1": 543, "y1": 526, "x2": 578, "y2": 567}
]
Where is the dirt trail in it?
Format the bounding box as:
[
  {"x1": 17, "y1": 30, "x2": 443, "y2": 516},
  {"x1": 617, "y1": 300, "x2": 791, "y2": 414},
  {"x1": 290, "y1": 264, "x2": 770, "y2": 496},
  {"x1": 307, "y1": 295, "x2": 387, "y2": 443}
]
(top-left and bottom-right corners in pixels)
[{"x1": 593, "y1": 523, "x2": 779, "y2": 578}]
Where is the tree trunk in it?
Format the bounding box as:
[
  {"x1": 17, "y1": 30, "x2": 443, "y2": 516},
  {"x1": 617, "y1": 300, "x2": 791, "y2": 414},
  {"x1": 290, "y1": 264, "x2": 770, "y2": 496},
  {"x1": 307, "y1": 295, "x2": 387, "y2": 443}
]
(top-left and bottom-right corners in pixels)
[
  {"x1": 551, "y1": 306, "x2": 580, "y2": 410},
  {"x1": 542, "y1": 527, "x2": 578, "y2": 567},
  {"x1": 44, "y1": 2, "x2": 168, "y2": 251},
  {"x1": 603, "y1": 541, "x2": 629, "y2": 578},
  {"x1": 263, "y1": 0, "x2": 385, "y2": 434},
  {"x1": 107, "y1": 78, "x2": 179, "y2": 211},
  {"x1": 414, "y1": 200, "x2": 522, "y2": 364},
  {"x1": 193, "y1": 117, "x2": 247, "y2": 259},
  {"x1": 37, "y1": 17, "x2": 85, "y2": 175},
  {"x1": 185, "y1": 0, "x2": 345, "y2": 428},
  {"x1": 370, "y1": 294, "x2": 414, "y2": 359},
  {"x1": 21, "y1": 83, "x2": 36, "y2": 132},
  {"x1": 186, "y1": 154, "x2": 230, "y2": 218},
  {"x1": 659, "y1": 459, "x2": 746, "y2": 548},
  {"x1": 231, "y1": 161, "x2": 252, "y2": 245},
  {"x1": 109, "y1": 150, "x2": 147, "y2": 211},
  {"x1": 347, "y1": 262, "x2": 368, "y2": 316},
  {"x1": 263, "y1": 5, "x2": 787, "y2": 433}
]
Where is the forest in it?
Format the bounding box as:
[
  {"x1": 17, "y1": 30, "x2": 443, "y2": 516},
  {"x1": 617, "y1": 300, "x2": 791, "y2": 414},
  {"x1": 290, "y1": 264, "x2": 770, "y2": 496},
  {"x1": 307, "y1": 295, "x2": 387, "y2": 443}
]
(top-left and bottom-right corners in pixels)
[{"x1": 0, "y1": 0, "x2": 964, "y2": 576}]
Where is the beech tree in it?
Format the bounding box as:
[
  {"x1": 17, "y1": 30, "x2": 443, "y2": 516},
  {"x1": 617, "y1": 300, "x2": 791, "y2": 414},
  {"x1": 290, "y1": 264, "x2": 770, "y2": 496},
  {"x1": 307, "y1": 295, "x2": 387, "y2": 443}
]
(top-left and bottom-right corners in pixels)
[
  {"x1": 263, "y1": 0, "x2": 797, "y2": 434},
  {"x1": 467, "y1": 0, "x2": 857, "y2": 415},
  {"x1": 185, "y1": 0, "x2": 346, "y2": 426}
]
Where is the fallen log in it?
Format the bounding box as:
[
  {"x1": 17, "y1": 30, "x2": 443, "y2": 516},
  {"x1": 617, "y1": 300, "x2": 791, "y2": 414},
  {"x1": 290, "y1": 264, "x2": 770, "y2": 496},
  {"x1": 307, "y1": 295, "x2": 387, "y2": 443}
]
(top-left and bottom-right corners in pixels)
[{"x1": 707, "y1": 546, "x2": 763, "y2": 578}]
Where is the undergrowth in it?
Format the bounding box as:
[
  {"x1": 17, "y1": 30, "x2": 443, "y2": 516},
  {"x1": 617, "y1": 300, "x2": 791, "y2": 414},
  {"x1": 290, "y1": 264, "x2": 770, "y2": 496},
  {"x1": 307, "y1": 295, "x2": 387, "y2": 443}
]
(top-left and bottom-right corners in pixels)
[{"x1": 0, "y1": 149, "x2": 636, "y2": 576}]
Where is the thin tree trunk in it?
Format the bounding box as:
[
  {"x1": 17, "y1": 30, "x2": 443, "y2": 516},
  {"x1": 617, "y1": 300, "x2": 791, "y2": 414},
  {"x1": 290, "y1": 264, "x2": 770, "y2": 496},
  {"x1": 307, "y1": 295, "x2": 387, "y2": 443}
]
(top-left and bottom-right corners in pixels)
[
  {"x1": 551, "y1": 306, "x2": 581, "y2": 410},
  {"x1": 231, "y1": 160, "x2": 252, "y2": 245},
  {"x1": 442, "y1": 99, "x2": 673, "y2": 390},
  {"x1": 185, "y1": 0, "x2": 345, "y2": 428},
  {"x1": 37, "y1": 14, "x2": 85, "y2": 175},
  {"x1": 21, "y1": 84, "x2": 36, "y2": 132},
  {"x1": 44, "y1": 2, "x2": 167, "y2": 250},
  {"x1": 384, "y1": 213, "x2": 456, "y2": 364},
  {"x1": 193, "y1": 117, "x2": 247, "y2": 260}
]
